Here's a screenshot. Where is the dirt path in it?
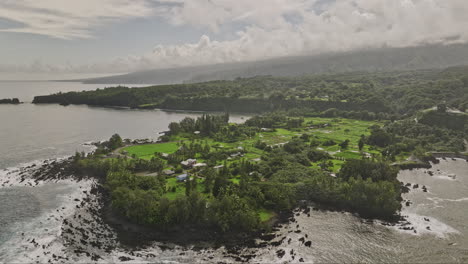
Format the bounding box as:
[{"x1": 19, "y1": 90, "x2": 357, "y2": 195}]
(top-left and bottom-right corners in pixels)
[{"x1": 110, "y1": 145, "x2": 134, "y2": 158}]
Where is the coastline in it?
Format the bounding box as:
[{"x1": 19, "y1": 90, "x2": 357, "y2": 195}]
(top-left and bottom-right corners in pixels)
[
  {"x1": 1, "y1": 150, "x2": 466, "y2": 262},
  {"x1": 0, "y1": 155, "x2": 295, "y2": 259}
]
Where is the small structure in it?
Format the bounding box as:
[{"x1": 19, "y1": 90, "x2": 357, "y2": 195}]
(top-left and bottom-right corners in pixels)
[
  {"x1": 213, "y1": 165, "x2": 224, "y2": 170},
  {"x1": 194, "y1": 131, "x2": 201, "y2": 135},
  {"x1": 161, "y1": 153, "x2": 169, "y2": 158},
  {"x1": 181, "y1": 159, "x2": 197, "y2": 168},
  {"x1": 176, "y1": 174, "x2": 189, "y2": 182},
  {"x1": 163, "y1": 169, "x2": 175, "y2": 176},
  {"x1": 193, "y1": 163, "x2": 207, "y2": 168},
  {"x1": 230, "y1": 152, "x2": 243, "y2": 158}
]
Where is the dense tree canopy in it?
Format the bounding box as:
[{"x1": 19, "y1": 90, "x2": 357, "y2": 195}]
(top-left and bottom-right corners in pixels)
[{"x1": 33, "y1": 67, "x2": 468, "y2": 117}]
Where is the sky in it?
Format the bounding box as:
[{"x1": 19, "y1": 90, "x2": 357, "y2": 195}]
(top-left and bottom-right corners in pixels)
[{"x1": 1, "y1": 0, "x2": 468, "y2": 79}]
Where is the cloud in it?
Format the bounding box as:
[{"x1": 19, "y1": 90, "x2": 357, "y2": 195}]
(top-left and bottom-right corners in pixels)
[
  {"x1": 2, "y1": 0, "x2": 468, "y2": 74},
  {"x1": 126, "y1": 0, "x2": 468, "y2": 69},
  {"x1": 0, "y1": 0, "x2": 157, "y2": 39}
]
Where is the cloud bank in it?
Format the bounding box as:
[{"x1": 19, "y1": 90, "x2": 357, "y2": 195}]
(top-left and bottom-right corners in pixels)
[
  {"x1": 2, "y1": 0, "x2": 468, "y2": 74},
  {"x1": 0, "y1": 0, "x2": 157, "y2": 39}
]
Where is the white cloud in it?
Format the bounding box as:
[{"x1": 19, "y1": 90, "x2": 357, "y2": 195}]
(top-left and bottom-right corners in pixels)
[
  {"x1": 0, "y1": 0, "x2": 157, "y2": 39},
  {"x1": 125, "y1": 0, "x2": 468, "y2": 70},
  {"x1": 2, "y1": 0, "x2": 468, "y2": 74}
]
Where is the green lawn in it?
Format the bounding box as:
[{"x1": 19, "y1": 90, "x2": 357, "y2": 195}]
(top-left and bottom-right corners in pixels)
[
  {"x1": 123, "y1": 142, "x2": 179, "y2": 159},
  {"x1": 229, "y1": 178, "x2": 240, "y2": 184},
  {"x1": 163, "y1": 177, "x2": 184, "y2": 200},
  {"x1": 258, "y1": 209, "x2": 274, "y2": 222},
  {"x1": 163, "y1": 177, "x2": 206, "y2": 200},
  {"x1": 124, "y1": 117, "x2": 385, "y2": 185}
]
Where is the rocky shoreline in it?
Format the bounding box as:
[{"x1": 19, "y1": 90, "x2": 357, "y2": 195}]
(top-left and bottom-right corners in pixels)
[
  {"x1": 2, "y1": 153, "x2": 459, "y2": 262},
  {"x1": 0, "y1": 157, "x2": 318, "y2": 262}
]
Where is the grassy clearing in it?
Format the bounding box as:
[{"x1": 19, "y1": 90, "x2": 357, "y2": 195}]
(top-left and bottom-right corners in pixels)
[
  {"x1": 258, "y1": 209, "x2": 274, "y2": 222},
  {"x1": 123, "y1": 142, "x2": 179, "y2": 160},
  {"x1": 124, "y1": 117, "x2": 383, "y2": 176},
  {"x1": 229, "y1": 178, "x2": 240, "y2": 184},
  {"x1": 163, "y1": 177, "x2": 206, "y2": 200},
  {"x1": 245, "y1": 117, "x2": 381, "y2": 172},
  {"x1": 164, "y1": 177, "x2": 184, "y2": 200}
]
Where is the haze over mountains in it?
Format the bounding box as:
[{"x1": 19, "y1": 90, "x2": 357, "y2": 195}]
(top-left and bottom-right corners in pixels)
[{"x1": 83, "y1": 43, "x2": 468, "y2": 85}]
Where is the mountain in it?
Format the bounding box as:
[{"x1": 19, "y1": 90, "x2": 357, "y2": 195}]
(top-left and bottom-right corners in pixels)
[{"x1": 83, "y1": 43, "x2": 468, "y2": 85}]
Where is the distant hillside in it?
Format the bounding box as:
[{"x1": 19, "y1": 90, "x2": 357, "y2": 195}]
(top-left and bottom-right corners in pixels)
[
  {"x1": 83, "y1": 43, "x2": 468, "y2": 85},
  {"x1": 35, "y1": 66, "x2": 468, "y2": 116}
]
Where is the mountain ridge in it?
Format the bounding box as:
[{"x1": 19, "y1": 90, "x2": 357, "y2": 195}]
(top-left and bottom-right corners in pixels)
[{"x1": 82, "y1": 43, "x2": 468, "y2": 85}]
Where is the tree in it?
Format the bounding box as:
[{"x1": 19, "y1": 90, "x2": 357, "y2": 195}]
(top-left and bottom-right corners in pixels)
[
  {"x1": 339, "y1": 139, "x2": 350, "y2": 149},
  {"x1": 107, "y1": 134, "x2": 123, "y2": 150},
  {"x1": 213, "y1": 173, "x2": 229, "y2": 197},
  {"x1": 437, "y1": 103, "x2": 447, "y2": 113},
  {"x1": 367, "y1": 127, "x2": 392, "y2": 147},
  {"x1": 168, "y1": 122, "x2": 181, "y2": 134},
  {"x1": 283, "y1": 138, "x2": 306, "y2": 154},
  {"x1": 358, "y1": 135, "x2": 365, "y2": 151},
  {"x1": 180, "y1": 117, "x2": 196, "y2": 132},
  {"x1": 337, "y1": 159, "x2": 398, "y2": 182},
  {"x1": 300, "y1": 133, "x2": 310, "y2": 141},
  {"x1": 202, "y1": 168, "x2": 216, "y2": 193},
  {"x1": 307, "y1": 149, "x2": 331, "y2": 162},
  {"x1": 210, "y1": 194, "x2": 260, "y2": 232},
  {"x1": 185, "y1": 176, "x2": 192, "y2": 196}
]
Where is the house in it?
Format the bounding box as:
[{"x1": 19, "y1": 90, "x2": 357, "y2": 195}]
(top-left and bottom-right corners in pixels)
[
  {"x1": 181, "y1": 159, "x2": 197, "y2": 168},
  {"x1": 176, "y1": 174, "x2": 189, "y2": 182}
]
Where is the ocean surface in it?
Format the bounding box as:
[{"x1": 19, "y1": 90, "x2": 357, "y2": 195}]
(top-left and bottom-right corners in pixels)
[{"x1": 0, "y1": 81, "x2": 467, "y2": 263}]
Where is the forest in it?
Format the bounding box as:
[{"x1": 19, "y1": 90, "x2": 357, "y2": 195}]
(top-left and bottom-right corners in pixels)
[{"x1": 33, "y1": 66, "x2": 468, "y2": 117}]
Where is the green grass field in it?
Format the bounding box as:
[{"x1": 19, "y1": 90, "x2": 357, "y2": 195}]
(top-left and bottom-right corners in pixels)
[
  {"x1": 163, "y1": 177, "x2": 207, "y2": 200},
  {"x1": 125, "y1": 117, "x2": 383, "y2": 176},
  {"x1": 258, "y1": 209, "x2": 274, "y2": 222},
  {"x1": 123, "y1": 142, "x2": 179, "y2": 160}
]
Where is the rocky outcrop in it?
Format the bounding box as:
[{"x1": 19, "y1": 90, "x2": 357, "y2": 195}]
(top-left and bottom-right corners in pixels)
[{"x1": 0, "y1": 98, "x2": 21, "y2": 104}]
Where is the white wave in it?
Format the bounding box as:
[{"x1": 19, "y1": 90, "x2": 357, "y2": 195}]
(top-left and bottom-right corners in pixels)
[
  {"x1": 428, "y1": 196, "x2": 468, "y2": 203},
  {"x1": 0, "y1": 155, "x2": 74, "y2": 188},
  {"x1": 0, "y1": 160, "x2": 45, "y2": 187},
  {"x1": 388, "y1": 212, "x2": 459, "y2": 239},
  {"x1": 0, "y1": 180, "x2": 96, "y2": 263},
  {"x1": 433, "y1": 174, "x2": 457, "y2": 181}
]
